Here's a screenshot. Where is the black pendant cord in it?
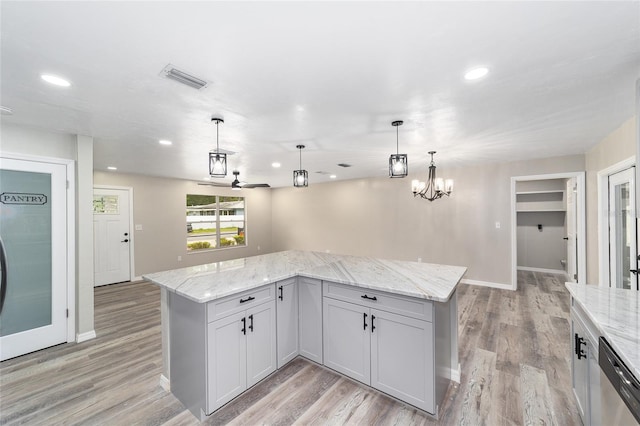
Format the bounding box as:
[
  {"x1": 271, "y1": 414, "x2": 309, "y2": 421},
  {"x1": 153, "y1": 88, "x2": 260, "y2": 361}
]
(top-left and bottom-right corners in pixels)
[
  {"x1": 299, "y1": 147, "x2": 302, "y2": 169},
  {"x1": 215, "y1": 120, "x2": 219, "y2": 152},
  {"x1": 396, "y1": 125, "x2": 399, "y2": 155}
]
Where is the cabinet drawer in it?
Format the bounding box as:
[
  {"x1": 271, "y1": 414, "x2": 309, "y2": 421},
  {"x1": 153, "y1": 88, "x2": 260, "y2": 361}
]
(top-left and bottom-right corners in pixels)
[
  {"x1": 323, "y1": 281, "x2": 432, "y2": 322},
  {"x1": 207, "y1": 284, "x2": 275, "y2": 323}
]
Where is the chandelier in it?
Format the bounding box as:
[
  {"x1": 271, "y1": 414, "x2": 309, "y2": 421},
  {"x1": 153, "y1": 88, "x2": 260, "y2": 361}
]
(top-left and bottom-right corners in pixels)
[
  {"x1": 411, "y1": 151, "x2": 453, "y2": 201},
  {"x1": 209, "y1": 117, "x2": 227, "y2": 178}
]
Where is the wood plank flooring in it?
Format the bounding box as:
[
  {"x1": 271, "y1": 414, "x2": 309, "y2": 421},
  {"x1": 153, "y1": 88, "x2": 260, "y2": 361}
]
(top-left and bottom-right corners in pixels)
[{"x1": 0, "y1": 271, "x2": 579, "y2": 425}]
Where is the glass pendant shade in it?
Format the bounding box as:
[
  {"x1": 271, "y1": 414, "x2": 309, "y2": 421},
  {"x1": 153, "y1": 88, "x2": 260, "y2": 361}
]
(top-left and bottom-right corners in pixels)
[
  {"x1": 389, "y1": 120, "x2": 408, "y2": 178},
  {"x1": 293, "y1": 145, "x2": 308, "y2": 187},
  {"x1": 293, "y1": 169, "x2": 308, "y2": 187},
  {"x1": 209, "y1": 151, "x2": 227, "y2": 177},
  {"x1": 209, "y1": 117, "x2": 227, "y2": 178},
  {"x1": 389, "y1": 154, "x2": 408, "y2": 178}
]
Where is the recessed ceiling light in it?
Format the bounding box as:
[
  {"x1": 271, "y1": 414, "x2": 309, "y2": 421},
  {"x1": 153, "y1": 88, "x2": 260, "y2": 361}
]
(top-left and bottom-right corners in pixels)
[
  {"x1": 41, "y1": 74, "x2": 71, "y2": 87},
  {"x1": 330, "y1": 175, "x2": 337, "y2": 179},
  {"x1": 0, "y1": 106, "x2": 13, "y2": 115},
  {"x1": 159, "y1": 139, "x2": 172, "y2": 146},
  {"x1": 464, "y1": 67, "x2": 489, "y2": 81},
  {"x1": 272, "y1": 162, "x2": 281, "y2": 168},
  {"x1": 107, "y1": 166, "x2": 118, "y2": 171}
]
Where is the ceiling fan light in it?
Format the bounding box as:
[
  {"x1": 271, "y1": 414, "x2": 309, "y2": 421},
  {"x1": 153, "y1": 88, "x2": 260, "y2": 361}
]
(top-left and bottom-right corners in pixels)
[{"x1": 209, "y1": 151, "x2": 227, "y2": 177}]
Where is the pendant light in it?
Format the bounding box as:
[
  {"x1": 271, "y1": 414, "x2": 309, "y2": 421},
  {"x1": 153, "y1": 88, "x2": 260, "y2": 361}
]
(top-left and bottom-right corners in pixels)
[
  {"x1": 209, "y1": 117, "x2": 227, "y2": 178},
  {"x1": 411, "y1": 151, "x2": 453, "y2": 201},
  {"x1": 293, "y1": 144, "x2": 308, "y2": 187},
  {"x1": 389, "y1": 120, "x2": 408, "y2": 178}
]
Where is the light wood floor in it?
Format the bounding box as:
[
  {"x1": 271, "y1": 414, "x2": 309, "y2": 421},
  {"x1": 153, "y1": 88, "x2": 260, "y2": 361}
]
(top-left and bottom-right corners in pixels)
[{"x1": 0, "y1": 271, "x2": 579, "y2": 425}]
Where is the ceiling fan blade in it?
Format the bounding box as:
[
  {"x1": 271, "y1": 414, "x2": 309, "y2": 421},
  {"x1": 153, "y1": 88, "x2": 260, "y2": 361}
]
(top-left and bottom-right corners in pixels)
[
  {"x1": 197, "y1": 182, "x2": 230, "y2": 187},
  {"x1": 242, "y1": 183, "x2": 271, "y2": 188}
]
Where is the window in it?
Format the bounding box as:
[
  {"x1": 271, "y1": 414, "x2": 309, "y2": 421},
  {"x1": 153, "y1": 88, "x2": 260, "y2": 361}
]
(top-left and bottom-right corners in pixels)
[{"x1": 186, "y1": 194, "x2": 245, "y2": 251}]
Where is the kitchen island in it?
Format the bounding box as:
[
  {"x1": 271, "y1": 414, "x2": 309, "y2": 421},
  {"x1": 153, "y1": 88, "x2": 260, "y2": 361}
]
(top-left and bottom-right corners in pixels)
[
  {"x1": 565, "y1": 283, "x2": 640, "y2": 425},
  {"x1": 144, "y1": 250, "x2": 466, "y2": 421}
]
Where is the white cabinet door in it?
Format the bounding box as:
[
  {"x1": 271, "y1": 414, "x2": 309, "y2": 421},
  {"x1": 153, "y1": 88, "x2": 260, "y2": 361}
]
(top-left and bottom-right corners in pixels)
[
  {"x1": 370, "y1": 309, "x2": 434, "y2": 413},
  {"x1": 323, "y1": 298, "x2": 370, "y2": 384},
  {"x1": 207, "y1": 311, "x2": 247, "y2": 413},
  {"x1": 246, "y1": 302, "x2": 277, "y2": 388},
  {"x1": 299, "y1": 277, "x2": 323, "y2": 364},
  {"x1": 276, "y1": 278, "x2": 299, "y2": 368},
  {"x1": 571, "y1": 316, "x2": 589, "y2": 423},
  {"x1": 587, "y1": 341, "x2": 601, "y2": 425}
]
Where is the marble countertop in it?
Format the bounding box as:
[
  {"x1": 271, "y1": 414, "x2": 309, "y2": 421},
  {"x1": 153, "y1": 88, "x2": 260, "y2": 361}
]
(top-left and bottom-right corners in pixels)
[
  {"x1": 143, "y1": 250, "x2": 467, "y2": 304},
  {"x1": 565, "y1": 283, "x2": 640, "y2": 379}
]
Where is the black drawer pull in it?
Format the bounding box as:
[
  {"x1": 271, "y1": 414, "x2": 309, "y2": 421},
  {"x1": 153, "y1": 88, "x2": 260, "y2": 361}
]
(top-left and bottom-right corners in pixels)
[
  {"x1": 361, "y1": 294, "x2": 377, "y2": 301},
  {"x1": 240, "y1": 296, "x2": 255, "y2": 304}
]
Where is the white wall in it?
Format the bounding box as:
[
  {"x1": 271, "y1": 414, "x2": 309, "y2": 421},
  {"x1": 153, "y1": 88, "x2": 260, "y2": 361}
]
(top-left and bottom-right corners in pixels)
[{"x1": 272, "y1": 154, "x2": 585, "y2": 286}]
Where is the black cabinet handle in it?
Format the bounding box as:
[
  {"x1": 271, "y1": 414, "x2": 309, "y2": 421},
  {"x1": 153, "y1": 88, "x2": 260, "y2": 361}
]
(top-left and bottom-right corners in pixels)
[
  {"x1": 121, "y1": 239, "x2": 129, "y2": 243},
  {"x1": 241, "y1": 317, "x2": 246, "y2": 335},
  {"x1": 240, "y1": 296, "x2": 255, "y2": 304},
  {"x1": 363, "y1": 312, "x2": 368, "y2": 330},
  {"x1": 574, "y1": 333, "x2": 586, "y2": 359},
  {"x1": 371, "y1": 315, "x2": 376, "y2": 333},
  {"x1": 563, "y1": 237, "x2": 569, "y2": 240},
  {"x1": 361, "y1": 294, "x2": 377, "y2": 301},
  {"x1": 630, "y1": 269, "x2": 638, "y2": 275},
  {"x1": 249, "y1": 314, "x2": 254, "y2": 332},
  {"x1": 278, "y1": 286, "x2": 283, "y2": 301}
]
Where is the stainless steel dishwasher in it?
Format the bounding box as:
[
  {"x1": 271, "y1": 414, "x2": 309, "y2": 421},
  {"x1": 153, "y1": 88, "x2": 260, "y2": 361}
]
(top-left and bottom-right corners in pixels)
[{"x1": 599, "y1": 337, "x2": 640, "y2": 425}]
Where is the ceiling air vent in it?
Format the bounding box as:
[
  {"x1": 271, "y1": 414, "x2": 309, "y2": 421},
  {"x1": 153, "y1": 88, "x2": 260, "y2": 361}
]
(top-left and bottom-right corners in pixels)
[
  {"x1": 337, "y1": 163, "x2": 352, "y2": 168},
  {"x1": 160, "y1": 64, "x2": 208, "y2": 90}
]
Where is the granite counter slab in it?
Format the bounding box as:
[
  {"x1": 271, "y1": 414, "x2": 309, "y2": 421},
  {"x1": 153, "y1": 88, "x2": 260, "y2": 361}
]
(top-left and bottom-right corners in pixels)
[
  {"x1": 143, "y1": 250, "x2": 467, "y2": 304},
  {"x1": 565, "y1": 282, "x2": 640, "y2": 379}
]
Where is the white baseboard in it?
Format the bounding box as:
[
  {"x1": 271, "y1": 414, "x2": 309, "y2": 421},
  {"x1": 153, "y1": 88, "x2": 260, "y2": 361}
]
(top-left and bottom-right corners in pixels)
[
  {"x1": 159, "y1": 374, "x2": 170, "y2": 391},
  {"x1": 517, "y1": 266, "x2": 567, "y2": 275},
  {"x1": 76, "y1": 330, "x2": 96, "y2": 343},
  {"x1": 133, "y1": 275, "x2": 143, "y2": 282},
  {"x1": 460, "y1": 278, "x2": 513, "y2": 291}
]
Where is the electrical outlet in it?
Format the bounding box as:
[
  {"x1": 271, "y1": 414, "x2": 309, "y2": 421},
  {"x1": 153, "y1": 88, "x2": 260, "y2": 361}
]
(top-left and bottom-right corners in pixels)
[
  {"x1": 135, "y1": 224, "x2": 143, "y2": 231},
  {"x1": 257, "y1": 245, "x2": 261, "y2": 251},
  {"x1": 418, "y1": 257, "x2": 422, "y2": 263},
  {"x1": 495, "y1": 221, "x2": 501, "y2": 229},
  {"x1": 177, "y1": 256, "x2": 182, "y2": 262}
]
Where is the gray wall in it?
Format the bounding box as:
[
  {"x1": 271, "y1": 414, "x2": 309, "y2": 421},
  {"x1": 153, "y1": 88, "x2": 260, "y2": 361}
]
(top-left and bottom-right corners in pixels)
[
  {"x1": 584, "y1": 116, "x2": 637, "y2": 284},
  {"x1": 93, "y1": 172, "x2": 273, "y2": 276},
  {"x1": 271, "y1": 154, "x2": 585, "y2": 286}
]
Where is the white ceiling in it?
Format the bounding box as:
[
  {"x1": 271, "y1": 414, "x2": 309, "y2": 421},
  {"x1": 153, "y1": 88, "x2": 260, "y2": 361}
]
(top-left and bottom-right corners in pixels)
[{"x1": 1, "y1": 1, "x2": 639, "y2": 188}]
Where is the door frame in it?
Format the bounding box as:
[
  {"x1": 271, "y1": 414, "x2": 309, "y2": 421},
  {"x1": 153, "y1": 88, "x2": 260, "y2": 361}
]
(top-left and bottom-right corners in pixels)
[
  {"x1": 510, "y1": 172, "x2": 586, "y2": 290},
  {"x1": 93, "y1": 185, "x2": 135, "y2": 282},
  {"x1": 597, "y1": 156, "x2": 636, "y2": 287},
  {"x1": 0, "y1": 152, "x2": 76, "y2": 343}
]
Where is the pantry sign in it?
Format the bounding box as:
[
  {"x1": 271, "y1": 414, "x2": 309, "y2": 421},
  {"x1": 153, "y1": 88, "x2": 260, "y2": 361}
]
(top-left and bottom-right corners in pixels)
[{"x1": 0, "y1": 192, "x2": 48, "y2": 205}]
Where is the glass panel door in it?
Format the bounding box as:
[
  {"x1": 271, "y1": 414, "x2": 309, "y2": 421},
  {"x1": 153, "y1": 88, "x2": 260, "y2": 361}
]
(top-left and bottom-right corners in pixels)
[
  {"x1": 609, "y1": 167, "x2": 637, "y2": 290},
  {"x1": 0, "y1": 157, "x2": 67, "y2": 360}
]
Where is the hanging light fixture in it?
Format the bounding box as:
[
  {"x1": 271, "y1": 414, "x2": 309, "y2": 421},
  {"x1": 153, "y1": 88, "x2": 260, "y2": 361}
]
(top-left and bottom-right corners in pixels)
[
  {"x1": 293, "y1": 144, "x2": 308, "y2": 187},
  {"x1": 389, "y1": 120, "x2": 408, "y2": 178},
  {"x1": 209, "y1": 117, "x2": 227, "y2": 178},
  {"x1": 411, "y1": 151, "x2": 453, "y2": 201}
]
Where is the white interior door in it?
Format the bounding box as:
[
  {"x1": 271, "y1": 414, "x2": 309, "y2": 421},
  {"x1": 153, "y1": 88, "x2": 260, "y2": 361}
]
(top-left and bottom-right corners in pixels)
[
  {"x1": 608, "y1": 167, "x2": 637, "y2": 290},
  {"x1": 93, "y1": 188, "x2": 131, "y2": 286},
  {"x1": 0, "y1": 157, "x2": 68, "y2": 361},
  {"x1": 566, "y1": 177, "x2": 578, "y2": 282}
]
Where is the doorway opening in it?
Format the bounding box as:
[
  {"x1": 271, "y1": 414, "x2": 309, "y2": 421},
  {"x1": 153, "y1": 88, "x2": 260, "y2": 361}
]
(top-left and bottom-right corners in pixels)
[
  {"x1": 597, "y1": 157, "x2": 637, "y2": 289},
  {"x1": 510, "y1": 172, "x2": 586, "y2": 291}
]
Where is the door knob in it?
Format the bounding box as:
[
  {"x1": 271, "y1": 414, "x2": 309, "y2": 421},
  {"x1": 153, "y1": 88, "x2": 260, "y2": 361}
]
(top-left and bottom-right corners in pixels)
[
  {"x1": 124, "y1": 232, "x2": 128, "y2": 236},
  {"x1": 563, "y1": 237, "x2": 569, "y2": 240},
  {"x1": 121, "y1": 239, "x2": 129, "y2": 243}
]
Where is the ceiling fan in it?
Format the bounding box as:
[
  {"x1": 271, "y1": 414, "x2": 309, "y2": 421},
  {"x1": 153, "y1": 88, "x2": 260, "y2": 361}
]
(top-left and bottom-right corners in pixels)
[{"x1": 198, "y1": 171, "x2": 270, "y2": 190}]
